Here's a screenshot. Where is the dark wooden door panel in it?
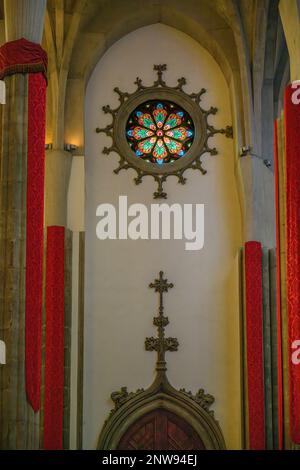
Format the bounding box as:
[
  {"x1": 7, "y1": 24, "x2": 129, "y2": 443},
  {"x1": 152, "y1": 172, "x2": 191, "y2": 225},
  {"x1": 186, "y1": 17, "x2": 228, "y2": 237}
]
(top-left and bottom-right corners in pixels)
[{"x1": 118, "y1": 409, "x2": 205, "y2": 450}]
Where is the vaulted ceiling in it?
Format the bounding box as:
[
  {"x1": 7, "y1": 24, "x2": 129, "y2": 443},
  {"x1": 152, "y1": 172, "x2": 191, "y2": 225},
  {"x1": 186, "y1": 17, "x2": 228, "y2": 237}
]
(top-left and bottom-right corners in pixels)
[
  {"x1": 43, "y1": 0, "x2": 288, "y2": 148},
  {"x1": 44, "y1": 0, "x2": 286, "y2": 83}
]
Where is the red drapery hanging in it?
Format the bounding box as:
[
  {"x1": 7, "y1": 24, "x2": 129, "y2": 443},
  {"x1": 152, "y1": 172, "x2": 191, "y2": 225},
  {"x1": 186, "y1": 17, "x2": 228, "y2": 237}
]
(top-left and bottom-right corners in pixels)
[
  {"x1": 0, "y1": 38, "x2": 47, "y2": 80},
  {"x1": 44, "y1": 227, "x2": 65, "y2": 450},
  {"x1": 25, "y1": 72, "x2": 46, "y2": 412},
  {"x1": 0, "y1": 38, "x2": 47, "y2": 412},
  {"x1": 274, "y1": 120, "x2": 283, "y2": 449},
  {"x1": 245, "y1": 241, "x2": 265, "y2": 450},
  {"x1": 284, "y1": 85, "x2": 300, "y2": 444}
]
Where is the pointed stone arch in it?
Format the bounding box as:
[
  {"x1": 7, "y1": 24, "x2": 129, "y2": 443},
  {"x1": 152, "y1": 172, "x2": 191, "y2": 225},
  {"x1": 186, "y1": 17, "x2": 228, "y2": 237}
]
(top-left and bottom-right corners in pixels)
[{"x1": 97, "y1": 376, "x2": 226, "y2": 450}]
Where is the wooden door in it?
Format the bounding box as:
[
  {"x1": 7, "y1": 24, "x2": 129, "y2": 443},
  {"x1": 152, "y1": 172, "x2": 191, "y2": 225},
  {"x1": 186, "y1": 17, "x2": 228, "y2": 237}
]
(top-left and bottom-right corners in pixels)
[{"x1": 117, "y1": 409, "x2": 205, "y2": 450}]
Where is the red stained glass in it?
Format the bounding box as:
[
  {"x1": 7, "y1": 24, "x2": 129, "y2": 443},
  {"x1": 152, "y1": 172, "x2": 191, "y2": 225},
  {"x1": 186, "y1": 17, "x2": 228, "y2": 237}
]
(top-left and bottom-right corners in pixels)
[{"x1": 126, "y1": 100, "x2": 195, "y2": 165}]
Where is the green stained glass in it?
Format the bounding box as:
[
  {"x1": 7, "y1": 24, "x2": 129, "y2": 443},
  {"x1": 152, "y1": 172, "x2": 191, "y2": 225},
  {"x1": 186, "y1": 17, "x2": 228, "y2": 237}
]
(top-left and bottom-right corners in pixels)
[{"x1": 126, "y1": 100, "x2": 195, "y2": 165}]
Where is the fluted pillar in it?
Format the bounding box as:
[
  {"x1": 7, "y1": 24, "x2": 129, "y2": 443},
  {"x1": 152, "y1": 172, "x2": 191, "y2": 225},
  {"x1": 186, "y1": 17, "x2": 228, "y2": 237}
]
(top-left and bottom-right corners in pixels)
[
  {"x1": 279, "y1": 0, "x2": 300, "y2": 81},
  {"x1": 45, "y1": 150, "x2": 72, "y2": 228},
  {"x1": 4, "y1": 0, "x2": 46, "y2": 44},
  {"x1": 0, "y1": 0, "x2": 47, "y2": 449}
]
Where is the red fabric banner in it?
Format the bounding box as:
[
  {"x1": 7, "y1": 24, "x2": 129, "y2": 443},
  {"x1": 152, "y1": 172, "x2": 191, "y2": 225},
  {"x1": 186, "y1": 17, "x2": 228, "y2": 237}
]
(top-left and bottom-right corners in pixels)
[
  {"x1": 0, "y1": 38, "x2": 47, "y2": 79},
  {"x1": 274, "y1": 120, "x2": 283, "y2": 449},
  {"x1": 245, "y1": 241, "x2": 265, "y2": 450},
  {"x1": 25, "y1": 73, "x2": 46, "y2": 412},
  {"x1": 0, "y1": 38, "x2": 48, "y2": 412},
  {"x1": 284, "y1": 85, "x2": 300, "y2": 444},
  {"x1": 44, "y1": 227, "x2": 65, "y2": 450}
]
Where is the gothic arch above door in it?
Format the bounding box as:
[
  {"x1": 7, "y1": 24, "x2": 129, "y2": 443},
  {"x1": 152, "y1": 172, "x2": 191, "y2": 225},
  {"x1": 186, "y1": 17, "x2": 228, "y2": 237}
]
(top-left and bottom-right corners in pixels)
[
  {"x1": 97, "y1": 381, "x2": 225, "y2": 450},
  {"x1": 97, "y1": 272, "x2": 226, "y2": 450}
]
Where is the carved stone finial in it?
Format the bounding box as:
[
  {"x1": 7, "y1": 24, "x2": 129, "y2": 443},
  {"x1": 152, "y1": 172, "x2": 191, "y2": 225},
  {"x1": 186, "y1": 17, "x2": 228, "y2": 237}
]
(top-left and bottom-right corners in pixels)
[
  {"x1": 154, "y1": 64, "x2": 167, "y2": 72},
  {"x1": 111, "y1": 387, "x2": 129, "y2": 409},
  {"x1": 149, "y1": 270, "x2": 173, "y2": 293},
  {"x1": 153, "y1": 64, "x2": 167, "y2": 86},
  {"x1": 111, "y1": 386, "x2": 144, "y2": 412},
  {"x1": 145, "y1": 272, "x2": 178, "y2": 372},
  {"x1": 180, "y1": 388, "x2": 215, "y2": 417}
]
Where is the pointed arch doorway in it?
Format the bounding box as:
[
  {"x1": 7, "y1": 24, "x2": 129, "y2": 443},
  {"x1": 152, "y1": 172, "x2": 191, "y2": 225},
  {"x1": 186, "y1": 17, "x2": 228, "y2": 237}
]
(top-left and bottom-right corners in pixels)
[
  {"x1": 97, "y1": 272, "x2": 226, "y2": 451},
  {"x1": 117, "y1": 409, "x2": 205, "y2": 450}
]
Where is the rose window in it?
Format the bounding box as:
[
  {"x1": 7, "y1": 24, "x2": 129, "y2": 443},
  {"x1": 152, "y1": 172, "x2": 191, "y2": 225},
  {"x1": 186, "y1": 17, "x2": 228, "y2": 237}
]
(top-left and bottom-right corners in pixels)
[{"x1": 126, "y1": 100, "x2": 195, "y2": 165}]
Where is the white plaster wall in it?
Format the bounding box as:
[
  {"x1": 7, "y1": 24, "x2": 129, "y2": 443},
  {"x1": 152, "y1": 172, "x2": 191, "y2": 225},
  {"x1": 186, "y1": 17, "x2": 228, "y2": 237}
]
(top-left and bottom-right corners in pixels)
[{"x1": 84, "y1": 24, "x2": 242, "y2": 450}]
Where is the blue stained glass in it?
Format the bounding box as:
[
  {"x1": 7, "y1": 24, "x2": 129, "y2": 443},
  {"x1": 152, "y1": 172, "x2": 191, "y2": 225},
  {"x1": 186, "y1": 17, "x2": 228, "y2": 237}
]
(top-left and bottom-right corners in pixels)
[{"x1": 126, "y1": 100, "x2": 195, "y2": 165}]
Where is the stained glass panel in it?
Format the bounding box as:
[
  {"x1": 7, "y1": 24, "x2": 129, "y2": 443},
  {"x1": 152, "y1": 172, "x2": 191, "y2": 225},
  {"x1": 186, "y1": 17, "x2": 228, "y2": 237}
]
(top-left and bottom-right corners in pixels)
[{"x1": 126, "y1": 100, "x2": 195, "y2": 165}]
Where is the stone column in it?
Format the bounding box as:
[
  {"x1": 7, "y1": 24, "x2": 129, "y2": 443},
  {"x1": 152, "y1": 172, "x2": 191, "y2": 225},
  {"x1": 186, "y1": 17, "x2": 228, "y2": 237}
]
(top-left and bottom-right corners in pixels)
[
  {"x1": 45, "y1": 150, "x2": 72, "y2": 228},
  {"x1": 4, "y1": 0, "x2": 46, "y2": 44},
  {"x1": 0, "y1": 0, "x2": 47, "y2": 450},
  {"x1": 42, "y1": 149, "x2": 84, "y2": 449},
  {"x1": 40, "y1": 149, "x2": 72, "y2": 449},
  {"x1": 66, "y1": 156, "x2": 85, "y2": 449},
  {"x1": 279, "y1": 0, "x2": 300, "y2": 81}
]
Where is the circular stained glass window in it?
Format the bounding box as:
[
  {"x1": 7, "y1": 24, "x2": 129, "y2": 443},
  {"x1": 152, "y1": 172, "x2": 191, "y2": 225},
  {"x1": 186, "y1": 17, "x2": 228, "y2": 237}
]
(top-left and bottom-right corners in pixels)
[{"x1": 126, "y1": 100, "x2": 195, "y2": 166}]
